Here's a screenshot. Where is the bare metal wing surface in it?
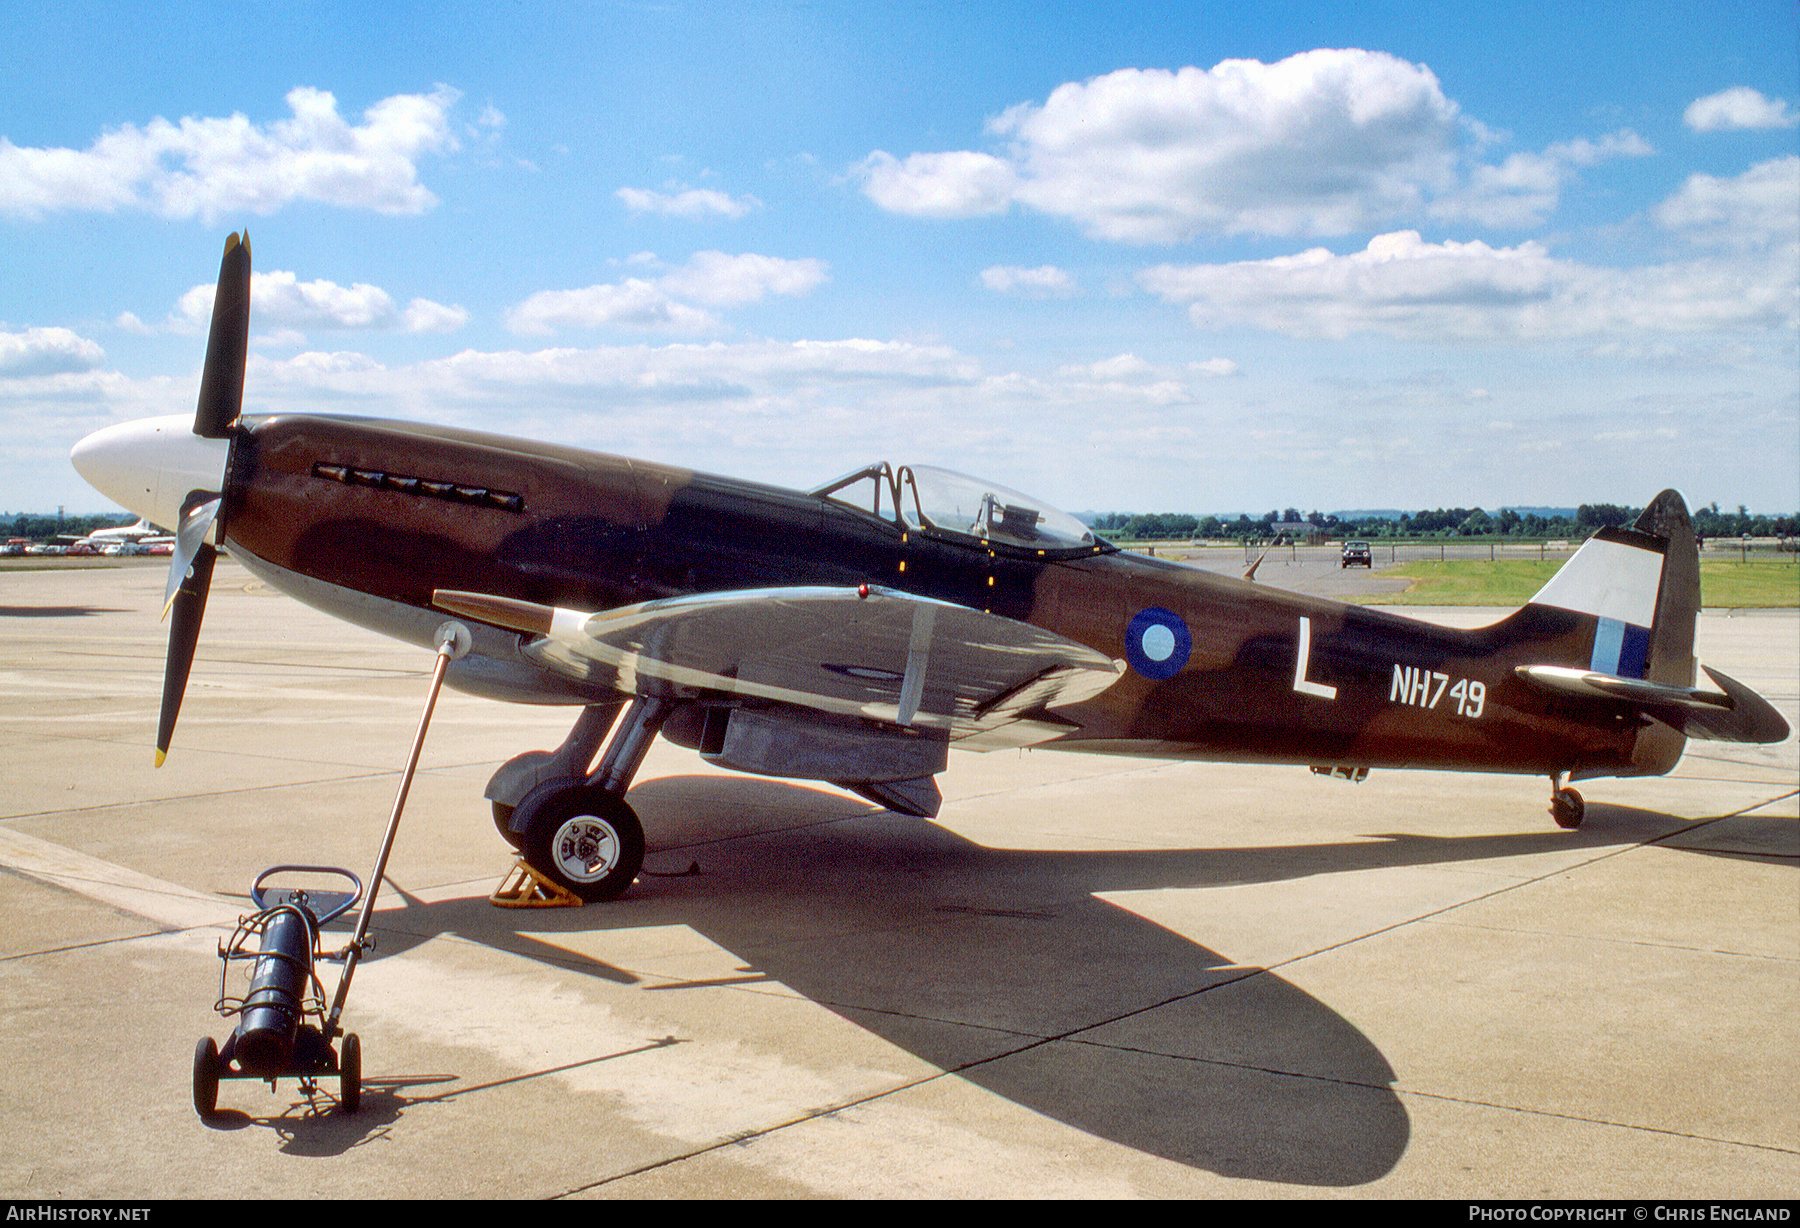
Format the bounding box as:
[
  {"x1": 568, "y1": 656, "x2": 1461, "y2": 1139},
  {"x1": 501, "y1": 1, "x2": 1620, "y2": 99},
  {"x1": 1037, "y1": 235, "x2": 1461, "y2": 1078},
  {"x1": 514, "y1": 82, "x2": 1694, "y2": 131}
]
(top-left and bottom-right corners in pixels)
[{"x1": 433, "y1": 586, "x2": 1124, "y2": 745}]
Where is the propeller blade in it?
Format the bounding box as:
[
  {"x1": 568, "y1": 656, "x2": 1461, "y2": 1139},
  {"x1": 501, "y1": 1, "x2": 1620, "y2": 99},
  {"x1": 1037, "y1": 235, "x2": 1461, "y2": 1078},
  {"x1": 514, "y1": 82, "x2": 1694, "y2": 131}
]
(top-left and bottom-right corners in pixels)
[
  {"x1": 156, "y1": 228, "x2": 249, "y2": 763},
  {"x1": 164, "y1": 493, "x2": 221, "y2": 617},
  {"x1": 193, "y1": 232, "x2": 251, "y2": 439},
  {"x1": 156, "y1": 539, "x2": 217, "y2": 766}
]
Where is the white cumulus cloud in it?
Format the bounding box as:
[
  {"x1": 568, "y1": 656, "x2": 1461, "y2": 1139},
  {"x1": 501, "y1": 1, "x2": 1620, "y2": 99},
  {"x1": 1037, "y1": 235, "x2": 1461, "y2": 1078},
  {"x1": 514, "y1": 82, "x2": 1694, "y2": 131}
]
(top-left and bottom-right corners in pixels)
[
  {"x1": 176, "y1": 270, "x2": 467, "y2": 335},
  {"x1": 860, "y1": 50, "x2": 1671, "y2": 241},
  {"x1": 656, "y1": 251, "x2": 828, "y2": 306},
  {"x1": 860, "y1": 51, "x2": 1464, "y2": 241},
  {"x1": 506, "y1": 252, "x2": 828, "y2": 335},
  {"x1": 1062, "y1": 353, "x2": 1153, "y2": 379},
  {"x1": 1654, "y1": 155, "x2": 1800, "y2": 249},
  {"x1": 980, "y1": 265, "x2": 1077, "y2": 297},
  {"x1": 1140, "y1": 213, "x2": 1797, "y2": 340},
  {"x1": 1140, "y1": 231, "x2": 1557, "y2": 338},
  {"x1": 0, "y1": 327, "x2": 104, "y2": 377},
  {"x1": 616, "y1": 186, "x2": 761, "y2": 219},
  {"x1": 0, "y1": 86, "x2": 459, "y2": 223},
  {"x1": 997, "y1": 52, "x2": 1461, "y2": 241},
  {"x1": 1429, "y1": 130, "x2": 1653, "y2": 228},
  {"x1": 1685, "y1": 87, "x2": 1798, "y2": 132},
  {"x1": 858, "y1": 150, "x2": 1018, "y2": 219},
  {"x1": 505, "y1": 280, "x2": 720, "y2": 335},
  {"x1": 401, "y1": 298, "x2": 472, "y2": 333}
]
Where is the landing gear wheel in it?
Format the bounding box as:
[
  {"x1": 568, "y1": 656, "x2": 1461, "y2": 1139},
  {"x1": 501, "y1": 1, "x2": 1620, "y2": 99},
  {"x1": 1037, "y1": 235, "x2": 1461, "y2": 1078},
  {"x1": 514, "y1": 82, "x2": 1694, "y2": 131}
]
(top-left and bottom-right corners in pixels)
[
  {"x1": 193, "y1": 1036, "x2": 220, "y2": 1118},
  {"x1": 339, "y1": 1032, "x2": 361, "y2": 1114},
  {"x1": 517, "y1": 783, "x2": 645, "y2": 902},
  {"x1": 492, "y1": 801, "x2": 520, "y2": 848},
  {"x1": 1551, "y1": 786, "x2": 1585, "y2": 829}
]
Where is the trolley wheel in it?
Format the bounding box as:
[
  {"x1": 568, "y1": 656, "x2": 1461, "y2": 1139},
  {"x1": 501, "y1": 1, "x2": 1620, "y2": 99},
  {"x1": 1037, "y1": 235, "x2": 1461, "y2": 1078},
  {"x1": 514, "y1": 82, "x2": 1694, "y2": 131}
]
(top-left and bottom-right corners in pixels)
[
  {"x1": 339, "y1": 1032, "x2": 361, "y2": 1114},
  {"x1": 518, "y1": 783, "x2": 645, "y2": 902},
  {"x1": 193, "y1": 1036, "x2": 220, "y2": 1119}
]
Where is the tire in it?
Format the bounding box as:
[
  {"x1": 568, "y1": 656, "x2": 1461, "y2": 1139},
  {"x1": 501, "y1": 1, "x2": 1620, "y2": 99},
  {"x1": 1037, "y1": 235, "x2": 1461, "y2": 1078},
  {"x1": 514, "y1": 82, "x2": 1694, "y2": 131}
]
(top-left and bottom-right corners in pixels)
[
  {"x1": 339, "y1": 1032, "x2": 361, "y2": 1114},
  {"x1": 517, "y1": 783, "x2": 645, "y2": 902},
  {"x1": 1551, "y1": 787, "x2": 1585, "y2": 830},
  {"x1": 193, "y1": 1036, "x2": 220, "y2": 1119}
]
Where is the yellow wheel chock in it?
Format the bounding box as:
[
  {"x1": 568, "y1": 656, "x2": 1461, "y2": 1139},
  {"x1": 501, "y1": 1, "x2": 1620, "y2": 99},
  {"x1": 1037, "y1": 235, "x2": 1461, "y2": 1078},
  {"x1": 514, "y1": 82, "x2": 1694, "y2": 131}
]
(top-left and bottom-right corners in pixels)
[{"x1": 489, "y1": 858, "x2": 585, "y2": 908}]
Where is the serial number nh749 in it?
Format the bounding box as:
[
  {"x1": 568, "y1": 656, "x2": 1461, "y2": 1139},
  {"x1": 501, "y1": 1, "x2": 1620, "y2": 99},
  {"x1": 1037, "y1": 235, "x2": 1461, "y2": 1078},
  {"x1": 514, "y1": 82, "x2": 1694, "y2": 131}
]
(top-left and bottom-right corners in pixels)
[{"x1": 1390, "y1": 664, "x2": 1486, "y2": 718}]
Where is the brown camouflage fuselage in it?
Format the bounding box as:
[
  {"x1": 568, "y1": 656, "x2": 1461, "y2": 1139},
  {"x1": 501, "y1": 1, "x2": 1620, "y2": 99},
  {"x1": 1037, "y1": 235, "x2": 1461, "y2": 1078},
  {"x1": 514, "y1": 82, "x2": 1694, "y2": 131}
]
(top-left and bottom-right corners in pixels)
[{"x1": 220, "y1": 413, "x2": 1648, "y2": 781}]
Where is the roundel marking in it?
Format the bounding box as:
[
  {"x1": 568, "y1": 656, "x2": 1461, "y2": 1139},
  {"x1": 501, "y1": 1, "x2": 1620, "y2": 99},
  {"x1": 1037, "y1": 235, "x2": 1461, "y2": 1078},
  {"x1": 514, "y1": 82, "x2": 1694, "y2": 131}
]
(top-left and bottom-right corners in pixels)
[{"x1": 1125, "y1": 607, "x2": 1191, "y2": 679}]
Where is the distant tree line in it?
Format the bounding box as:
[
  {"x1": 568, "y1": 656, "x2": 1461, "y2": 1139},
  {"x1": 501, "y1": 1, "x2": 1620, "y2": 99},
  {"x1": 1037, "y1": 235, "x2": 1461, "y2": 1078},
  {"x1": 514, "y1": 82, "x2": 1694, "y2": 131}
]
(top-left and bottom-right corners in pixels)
[
  {"x1": 1090, "y1": 503, "x2": 1798, "y2": 542},
  {"x1": 5, "y1": 512, "x2": 135, "y2": 540}
]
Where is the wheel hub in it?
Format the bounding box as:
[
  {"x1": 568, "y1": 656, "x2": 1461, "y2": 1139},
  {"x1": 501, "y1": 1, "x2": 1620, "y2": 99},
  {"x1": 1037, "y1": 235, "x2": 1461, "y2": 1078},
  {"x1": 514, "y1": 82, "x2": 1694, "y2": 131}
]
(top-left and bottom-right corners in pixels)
[{"x1": 554, "y1": 817, "x2": 620, "y2": 881}]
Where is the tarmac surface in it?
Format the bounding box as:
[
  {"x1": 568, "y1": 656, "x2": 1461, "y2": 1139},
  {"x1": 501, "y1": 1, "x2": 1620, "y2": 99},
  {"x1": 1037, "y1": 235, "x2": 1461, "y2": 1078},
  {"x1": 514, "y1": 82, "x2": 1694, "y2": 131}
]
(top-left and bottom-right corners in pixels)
[{"x1": 2, "y1": 559, "x2": 1795, "y2": 1199}]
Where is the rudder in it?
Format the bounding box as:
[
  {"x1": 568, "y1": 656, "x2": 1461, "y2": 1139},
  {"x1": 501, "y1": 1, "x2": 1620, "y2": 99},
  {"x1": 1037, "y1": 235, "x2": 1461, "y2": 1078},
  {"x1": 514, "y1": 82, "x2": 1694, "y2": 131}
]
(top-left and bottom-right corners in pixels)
[{"x1": 1523, "y1": 491, "x2": 1698, "y2": 775}]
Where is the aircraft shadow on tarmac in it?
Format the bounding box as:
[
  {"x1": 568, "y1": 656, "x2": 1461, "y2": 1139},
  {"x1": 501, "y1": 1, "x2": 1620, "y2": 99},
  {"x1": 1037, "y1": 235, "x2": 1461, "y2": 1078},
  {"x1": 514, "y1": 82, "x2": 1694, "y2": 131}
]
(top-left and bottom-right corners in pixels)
[{"x1": 280, "y1": 773, "x2": 1737, "y2": 1187}]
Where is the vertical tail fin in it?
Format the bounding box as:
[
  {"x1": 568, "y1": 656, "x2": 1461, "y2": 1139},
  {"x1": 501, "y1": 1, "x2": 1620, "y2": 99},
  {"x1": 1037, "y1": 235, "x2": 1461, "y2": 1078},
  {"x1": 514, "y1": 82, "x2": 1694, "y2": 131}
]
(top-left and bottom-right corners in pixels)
[
  {"x1": 1522, "y1": 490, "x2": 1699, "y2": 775},
  {"x1": 1628, "y1": 490, "x2": 1701, "y2": 691}
]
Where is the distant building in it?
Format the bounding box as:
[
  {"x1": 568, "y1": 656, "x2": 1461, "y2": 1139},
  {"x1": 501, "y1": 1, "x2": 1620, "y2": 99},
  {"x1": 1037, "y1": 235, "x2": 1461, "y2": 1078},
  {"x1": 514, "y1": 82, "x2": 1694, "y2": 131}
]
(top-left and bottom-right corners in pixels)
[{"x1": 1271, "y1": 520, "x2": 1324, "y2": 545}]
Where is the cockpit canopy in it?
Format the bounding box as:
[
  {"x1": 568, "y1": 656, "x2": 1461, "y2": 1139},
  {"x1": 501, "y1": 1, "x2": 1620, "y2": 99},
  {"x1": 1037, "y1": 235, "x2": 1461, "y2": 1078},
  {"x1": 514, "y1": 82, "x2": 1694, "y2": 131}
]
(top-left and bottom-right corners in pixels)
[{"x1": 813, "y1": 462, "x2": 1103, "y2": 554}]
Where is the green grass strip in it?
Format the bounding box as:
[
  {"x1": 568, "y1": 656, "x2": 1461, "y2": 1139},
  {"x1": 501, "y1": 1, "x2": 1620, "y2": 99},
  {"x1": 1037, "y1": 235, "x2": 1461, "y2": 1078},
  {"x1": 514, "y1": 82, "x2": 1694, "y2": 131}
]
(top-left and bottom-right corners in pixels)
[{"x1": 1348, "y1": 559, "x2": 1799, "y2": 607}]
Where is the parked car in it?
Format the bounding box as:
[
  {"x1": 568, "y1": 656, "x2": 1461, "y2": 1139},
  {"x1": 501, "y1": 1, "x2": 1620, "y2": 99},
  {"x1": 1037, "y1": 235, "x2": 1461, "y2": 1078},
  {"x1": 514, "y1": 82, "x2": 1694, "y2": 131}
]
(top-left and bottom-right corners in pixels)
[{"x1": 1341, "y1": 541, "x2": 1373, "y2": 569}]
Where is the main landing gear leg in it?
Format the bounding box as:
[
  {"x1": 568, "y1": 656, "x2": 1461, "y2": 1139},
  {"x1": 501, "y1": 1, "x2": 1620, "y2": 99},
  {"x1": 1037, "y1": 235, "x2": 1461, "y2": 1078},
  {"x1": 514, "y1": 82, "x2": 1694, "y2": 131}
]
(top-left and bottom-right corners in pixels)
[
  {"x1": 1549, "y1": 772, "x2": 1585, "y2": 830},
  {"x1": 487, "y1": 701, "x2": 622, "y2": 846},
  {"x1": 509, "y1": 696, "x2": 673, "y2": 902}
]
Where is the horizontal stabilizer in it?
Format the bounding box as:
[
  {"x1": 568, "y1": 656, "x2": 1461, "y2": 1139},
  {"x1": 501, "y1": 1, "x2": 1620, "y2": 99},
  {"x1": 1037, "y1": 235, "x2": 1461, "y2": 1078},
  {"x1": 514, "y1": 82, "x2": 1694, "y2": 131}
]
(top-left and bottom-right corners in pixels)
[{"x1": 1515, "y1": 663, "x2": 1790, "y2": 744}]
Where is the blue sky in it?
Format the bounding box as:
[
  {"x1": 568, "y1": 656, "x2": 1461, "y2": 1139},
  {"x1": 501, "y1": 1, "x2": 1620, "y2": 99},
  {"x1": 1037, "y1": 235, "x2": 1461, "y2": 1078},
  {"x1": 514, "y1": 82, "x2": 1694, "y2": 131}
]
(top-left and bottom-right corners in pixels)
[{"x1": 4, "y1": 0, "x2": 1795, "y2": 519}]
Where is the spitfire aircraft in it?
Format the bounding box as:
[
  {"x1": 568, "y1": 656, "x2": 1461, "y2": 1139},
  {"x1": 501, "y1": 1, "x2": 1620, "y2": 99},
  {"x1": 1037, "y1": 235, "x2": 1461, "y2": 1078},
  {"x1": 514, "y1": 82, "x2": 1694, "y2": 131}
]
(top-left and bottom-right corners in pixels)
[{"x1": 72, "y1": 235, "x2": 1790, "y2": 902}]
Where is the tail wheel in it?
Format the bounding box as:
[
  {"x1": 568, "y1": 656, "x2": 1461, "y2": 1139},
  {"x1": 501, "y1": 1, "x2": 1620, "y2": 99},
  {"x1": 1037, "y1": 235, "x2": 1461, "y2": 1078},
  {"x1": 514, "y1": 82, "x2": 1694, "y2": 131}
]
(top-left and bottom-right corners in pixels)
[
  {"x1": 193, "y1": 1036, "x2": 220, "y2": 1119},
  {"x1": 1551, "y1": 787, "x2": 1585, "y2": 829},
  {"x1": 517, "y1": 783, "x2": 645, "y2": 902}
]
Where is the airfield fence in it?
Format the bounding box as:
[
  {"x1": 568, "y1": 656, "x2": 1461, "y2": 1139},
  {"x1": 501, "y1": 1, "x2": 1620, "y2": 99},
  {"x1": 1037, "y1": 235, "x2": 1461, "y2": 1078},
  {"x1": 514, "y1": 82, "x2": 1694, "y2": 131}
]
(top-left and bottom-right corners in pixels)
[{"x1": 1124, "y1": 538, "x2": 1797, "y2": 568}]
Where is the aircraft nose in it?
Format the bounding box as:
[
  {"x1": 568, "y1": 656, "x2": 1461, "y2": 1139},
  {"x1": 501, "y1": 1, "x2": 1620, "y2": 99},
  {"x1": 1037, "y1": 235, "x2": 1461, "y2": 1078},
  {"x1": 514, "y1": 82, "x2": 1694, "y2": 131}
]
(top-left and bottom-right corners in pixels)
[{"x1": 70, "y1": 415, "x2": 229, "y2": 532}]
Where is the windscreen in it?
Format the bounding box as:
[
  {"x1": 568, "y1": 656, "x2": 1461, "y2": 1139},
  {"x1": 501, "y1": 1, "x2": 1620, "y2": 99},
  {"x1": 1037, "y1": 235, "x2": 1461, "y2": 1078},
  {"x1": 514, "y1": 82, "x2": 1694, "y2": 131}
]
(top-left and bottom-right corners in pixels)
[{"x1": 904, "y1": 466, "x2": 1096, "y2": 550}]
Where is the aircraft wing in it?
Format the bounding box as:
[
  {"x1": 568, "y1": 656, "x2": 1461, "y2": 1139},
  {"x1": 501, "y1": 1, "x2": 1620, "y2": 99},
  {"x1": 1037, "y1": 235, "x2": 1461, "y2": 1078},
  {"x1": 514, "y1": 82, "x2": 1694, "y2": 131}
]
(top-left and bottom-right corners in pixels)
[
  {"x1": 434, "y1": 586, "x2": 1123, "y2": 746},
  {"x1": 1514, "y1": 663, "x2": 1790, "y2": 744}
]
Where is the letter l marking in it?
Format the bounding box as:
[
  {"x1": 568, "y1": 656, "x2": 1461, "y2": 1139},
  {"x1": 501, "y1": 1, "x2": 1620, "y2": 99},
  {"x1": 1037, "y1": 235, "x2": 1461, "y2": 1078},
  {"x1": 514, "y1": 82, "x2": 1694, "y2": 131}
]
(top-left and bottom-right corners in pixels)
[{"x1": 1293, "y1": 616, "x2": 1338, "y2": 700}]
